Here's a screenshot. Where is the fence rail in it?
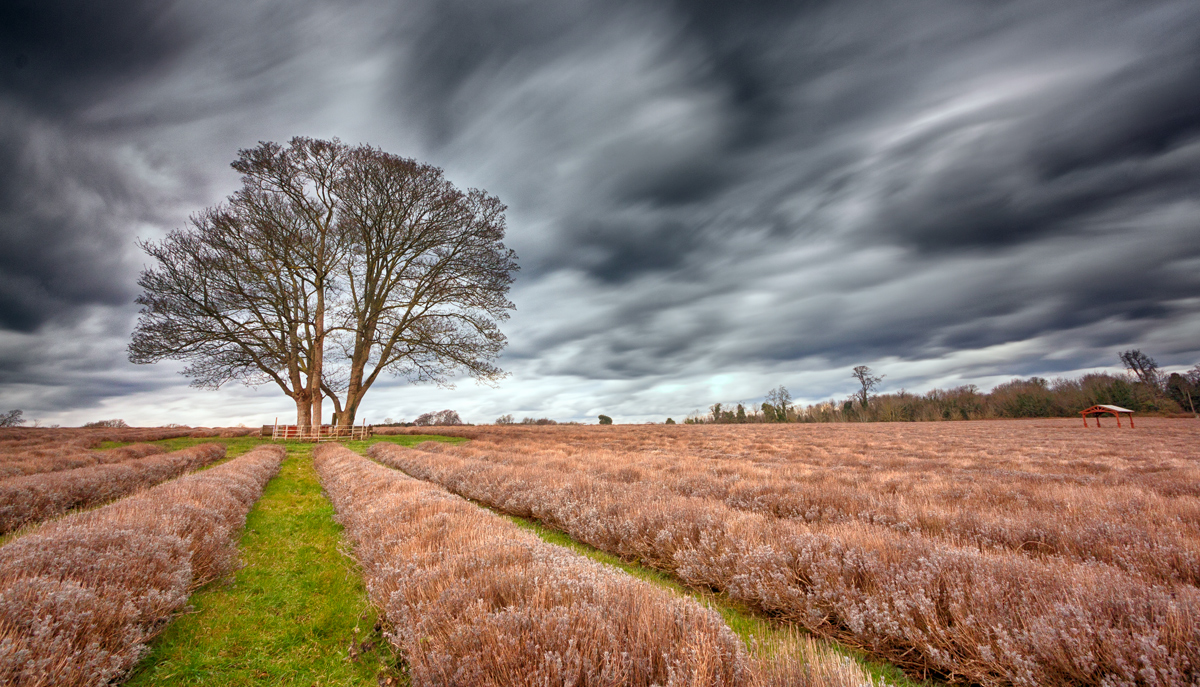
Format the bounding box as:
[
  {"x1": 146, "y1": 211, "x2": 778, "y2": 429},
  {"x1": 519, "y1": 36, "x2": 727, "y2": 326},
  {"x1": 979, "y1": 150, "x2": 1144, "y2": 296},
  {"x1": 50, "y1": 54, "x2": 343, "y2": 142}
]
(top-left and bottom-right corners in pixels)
[{"x1": 270, "y1": 424, "x2": 373, "y2": 442}]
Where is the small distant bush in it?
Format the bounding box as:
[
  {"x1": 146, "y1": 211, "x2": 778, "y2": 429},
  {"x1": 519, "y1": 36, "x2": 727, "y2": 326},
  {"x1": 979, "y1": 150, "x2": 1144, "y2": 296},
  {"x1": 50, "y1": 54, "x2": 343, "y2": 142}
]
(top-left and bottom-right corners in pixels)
[
  {"x1": 664, "y1": 418, "x2": 675, "y2": 425},
  {"x1": 83, "y1": 419, "x2": 129, "y2": 428},
  {"x1": 598, "y1": 415, "x2": 613, "y2": 425},
  {"x1": 376, "y1": 418, "x2": 411, "y2": 427},
  {"x1": 413, "y1": 410, "x2": 463, "y2": 426},
  {"x1": 520, "y1": 417, "x2": 557, "y2": 425}
]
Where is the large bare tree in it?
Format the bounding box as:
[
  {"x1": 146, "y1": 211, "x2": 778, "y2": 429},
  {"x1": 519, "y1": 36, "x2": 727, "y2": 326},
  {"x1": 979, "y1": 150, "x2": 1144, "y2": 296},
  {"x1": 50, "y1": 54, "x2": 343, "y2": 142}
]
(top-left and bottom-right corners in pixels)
[
  {"x1": 322, "y1": 146, "x2": 517, "y2": 426},
  {"x1": 130, "y1": 137, "x2": 517, "y2": 428},
  {"x1": 129, "y1": 153, "x2": 337, "y2": 430}
]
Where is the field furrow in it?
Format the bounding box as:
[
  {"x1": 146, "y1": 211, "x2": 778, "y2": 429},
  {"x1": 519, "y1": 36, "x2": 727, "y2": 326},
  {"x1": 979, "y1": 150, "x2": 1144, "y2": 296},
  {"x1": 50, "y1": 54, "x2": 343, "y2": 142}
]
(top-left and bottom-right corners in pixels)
[
  {"x1": 371, "y1": 434, "x2": 1200, "y2": 687},
  {"x1": 0, "y1": 443, "x2": 169, "y2": 480},
  {"x1": 0, "y1": 443, "x2": 284, "y2": 687},
  {"x1": 0, "y1": 443, "x2": 227, "y2": 534},
  {"x1": 403, "y1": 426, "x2": 1200, "y2": 585},
  {"x1": 0, "y1": 427, "x2": 210, "y2": 480},
  {"x1": 319, "y1": 443, "x2": 879, "y2": 686}
]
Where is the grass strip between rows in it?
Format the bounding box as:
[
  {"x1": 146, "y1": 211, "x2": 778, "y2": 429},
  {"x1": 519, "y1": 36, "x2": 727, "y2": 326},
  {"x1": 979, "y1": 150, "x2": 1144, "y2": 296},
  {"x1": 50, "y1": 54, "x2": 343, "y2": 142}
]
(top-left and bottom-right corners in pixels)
[
  {"x1": 0, "y1": 444, "x2": 283, "y2": 686},
  {"x1": 125, "y1": 435, "x2": 461, "y2": 687},
  {"x1": 0, "y1": 437, "x2": 274, "y2": 548},
  {"x1": 125, "y1": 433, "x2": 916, "y2": 685},
  {"x1": 499, "y1": 513, "x2": 928, "y2": 687}
]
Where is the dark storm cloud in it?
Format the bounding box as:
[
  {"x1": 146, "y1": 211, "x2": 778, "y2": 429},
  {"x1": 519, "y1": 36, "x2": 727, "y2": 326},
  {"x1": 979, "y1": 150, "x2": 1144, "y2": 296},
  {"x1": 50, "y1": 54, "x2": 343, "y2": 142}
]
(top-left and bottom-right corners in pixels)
[
  {"x1": 0, "y1": 122, "x2": 144, "y2": 330},
  {"x1": 0, "y1": 0, "x2": 195, "y2": 330},
  {"x1": 863, "y1": 39, "x2": 1200, "y2": 252},
  {"x1": 0, "y1": 0, "x2": 188, "y2": 113},
  {"x1": 2, "y1": 0, "x2": 1199, "y2": 422}
]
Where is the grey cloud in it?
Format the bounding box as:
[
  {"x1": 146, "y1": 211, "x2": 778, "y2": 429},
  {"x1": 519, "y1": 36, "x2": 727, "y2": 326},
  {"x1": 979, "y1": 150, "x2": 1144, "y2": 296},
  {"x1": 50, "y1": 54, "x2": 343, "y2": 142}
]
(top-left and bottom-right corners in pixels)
[
  {"x1": 0, "y1": 118, "x2": 150, "y2": 330},
  {"x1": 0, "y1": 0, "x2": 188, "y2": 114},
  {"x1": 2, "y1": 0, "x2": 1199, "y2": 422}
]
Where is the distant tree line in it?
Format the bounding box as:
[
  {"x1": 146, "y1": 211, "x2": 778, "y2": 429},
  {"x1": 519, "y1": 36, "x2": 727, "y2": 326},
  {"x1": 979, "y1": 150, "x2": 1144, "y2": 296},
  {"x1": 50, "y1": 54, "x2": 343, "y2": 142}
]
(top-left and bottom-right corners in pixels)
[
  {"x1": 495, "y1": 414, "x2": 585, "y2": 425},
  {"x1": 686, "y1": 351, "x2": 1200, "y2": 424},
  {"x1": 497, "y1": 414, "x2": 558, "y2": 425}
]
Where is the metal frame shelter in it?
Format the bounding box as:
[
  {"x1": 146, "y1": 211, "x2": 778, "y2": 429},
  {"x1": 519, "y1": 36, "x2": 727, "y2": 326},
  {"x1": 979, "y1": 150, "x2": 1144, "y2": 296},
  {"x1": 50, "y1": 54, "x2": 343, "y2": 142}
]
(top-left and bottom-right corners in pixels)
[{"x1": 1080, "y1": 404, "x2": 1135, "y2": 428}]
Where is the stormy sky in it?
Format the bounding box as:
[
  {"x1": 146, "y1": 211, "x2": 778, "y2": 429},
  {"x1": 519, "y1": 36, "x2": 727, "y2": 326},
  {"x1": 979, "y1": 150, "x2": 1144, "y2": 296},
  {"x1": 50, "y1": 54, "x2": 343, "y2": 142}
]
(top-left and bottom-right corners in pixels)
[{"x1": 1, "y1": 0, "x2": 1199, "y2": 425}]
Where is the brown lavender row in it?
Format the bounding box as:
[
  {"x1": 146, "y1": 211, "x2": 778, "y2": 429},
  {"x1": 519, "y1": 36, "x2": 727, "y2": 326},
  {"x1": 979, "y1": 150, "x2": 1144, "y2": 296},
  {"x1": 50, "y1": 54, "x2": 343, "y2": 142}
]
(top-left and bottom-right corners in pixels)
[
  {"x1": 371, "y1": 441, "x2": 1200, "y2": 687},
  {"x1": 0, "y1": 443, "x2": 227, "y2": 534},
  {"x1": 0, "y1": 428, "x2": 254, "y2": 477},
  {"x1": 0, "y1": 442, "x2": 168, "y2": 480},
  {"x1": 0, "y1": 426, "x2": 202, "y2": 458},
  {"x1": 0, "y1": 425, "x2": 249, "y2": 480},
  {"x1": 314, "y1": 444, "x2": 879, "y2": 687},
  {"x1": 379, "y1": 420, "x2": 1200, "y2": 497},
  {"x1": 418, "y1": 427, "x2": 1200, "y2": 586},
  {"x1": 0, "y1": 443, "x2": 284, "y2": 687}
]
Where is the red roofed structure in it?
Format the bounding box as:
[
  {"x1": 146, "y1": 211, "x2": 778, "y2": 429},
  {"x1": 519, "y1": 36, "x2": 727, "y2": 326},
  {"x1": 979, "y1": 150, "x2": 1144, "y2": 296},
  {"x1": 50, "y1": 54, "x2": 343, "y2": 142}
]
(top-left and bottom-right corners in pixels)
[{"x1": 1080, "y1": 404, "x2": 1135, "y2": 428}]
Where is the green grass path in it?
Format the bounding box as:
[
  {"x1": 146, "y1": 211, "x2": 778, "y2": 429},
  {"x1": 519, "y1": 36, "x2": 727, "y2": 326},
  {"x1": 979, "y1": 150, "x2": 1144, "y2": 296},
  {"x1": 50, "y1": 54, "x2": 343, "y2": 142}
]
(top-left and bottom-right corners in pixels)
[
  {"x1": 503, "y1": 513, "x2": 928, "y2": 687},
  {"x1": 121, "y1": 433, "x2": 924, "y2": 686},
  {"x1": 125, "y1": 435, "x2": 458, "y2": 687}
]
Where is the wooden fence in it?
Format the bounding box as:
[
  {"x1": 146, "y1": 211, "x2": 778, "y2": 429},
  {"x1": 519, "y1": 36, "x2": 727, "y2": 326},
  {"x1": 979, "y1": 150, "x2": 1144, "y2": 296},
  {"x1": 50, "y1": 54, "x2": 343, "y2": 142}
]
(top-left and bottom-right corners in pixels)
[{"x1": 269, "y1": 423, "x2": 373, "y2": 442}]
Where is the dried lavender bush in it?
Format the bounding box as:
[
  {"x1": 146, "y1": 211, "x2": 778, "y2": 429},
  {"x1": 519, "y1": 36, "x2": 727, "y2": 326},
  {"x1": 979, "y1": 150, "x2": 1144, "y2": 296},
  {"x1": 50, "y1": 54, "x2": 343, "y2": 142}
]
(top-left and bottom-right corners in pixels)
[
  {"x1": 411, "y1": 422, "x2": 1200, "y2": 586},
  {"x1": 0, "y1": 443, "x2": 226, "y2": 534},
  {"x1": 0, "y1": 443, "x2": 167, "y2": 480},
  {"x1": 0, "y1": 443, "x2": 283, "y2": 687},
  {"x1": 0, "y1": 427, "x2": 198, "y2": 457},
  {"x1": 371, "y1": 429, "x2": 1200, "y2": 687},
  {"x1": 0, "y1": 426, "x2": 205, "y2": 481},
  {"x1": 315, "y1": 443, "x2": 877, "y2": 687}
]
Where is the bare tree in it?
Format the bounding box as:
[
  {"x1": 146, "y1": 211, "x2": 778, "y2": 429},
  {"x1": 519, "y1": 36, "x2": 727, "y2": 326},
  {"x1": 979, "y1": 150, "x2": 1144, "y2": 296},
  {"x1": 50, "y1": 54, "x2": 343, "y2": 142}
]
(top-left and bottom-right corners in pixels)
[
  {"x1": 131, "y1": 138, "x2": 347, "y2": 431},
  {"x1": 131, "y1": 138, "x2": 517, "y2": 429},
  {"x1": 765, "y1": 385, "x2": 792, "y2": 422},
  {"x1": 0, "y1": 410, "x2": 24, "y2": 427},
  {"x1": 851, "y1": 365, "x2": 884, "y2": 408},
  {"x1": 1119, "y1": 349, "x2": 1163, "y2": 392},
  {"x1": 231, "y1": 138, "x2": 349, "y2": 429},
  {"x1": 323, "y1": 146, "x2": 517, "y2": 426},
  {"x1": 1182, "y1": 364, "x2": 1200, "y2": 418},
  {"x1": 413, "y1": 409, "x2": 463, "y2": 426}
]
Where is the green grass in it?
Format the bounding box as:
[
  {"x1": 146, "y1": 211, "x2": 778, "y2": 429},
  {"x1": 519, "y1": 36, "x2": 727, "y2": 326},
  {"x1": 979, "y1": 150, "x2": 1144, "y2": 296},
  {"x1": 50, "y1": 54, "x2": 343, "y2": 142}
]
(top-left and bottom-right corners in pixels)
[
  {"x1": 96, "y1": 431, "x2": 921, "y2": 685},
  {"x1": 123, "y1": 434, "x2": 461, "y2": 687},
  {"x1": 97, "y1": 435, "x2": 272, "y2": 457},
  {"x1": 0, "y1": 436, "x2": 269, "y2": 548},
  {"x1": 500, "y1": 513, "x2": 931, "y2": 687}
]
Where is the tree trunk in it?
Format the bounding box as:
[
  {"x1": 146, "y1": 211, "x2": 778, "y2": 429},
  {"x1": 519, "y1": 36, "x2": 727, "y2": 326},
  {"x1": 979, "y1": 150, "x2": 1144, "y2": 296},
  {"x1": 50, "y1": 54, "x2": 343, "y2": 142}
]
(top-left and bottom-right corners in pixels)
[
  {"x1": 310, "y1": 290, "x2": 325, "y2": 430},
  {"x1": 335, "y1": 392, "x2": 362, "y2": 428},
  {"x1": 335, "y1": 322, "x2": 376, "y2": 428},
  {"x1": 295, "y1": 393, "x2": 312, "y2": 431}
]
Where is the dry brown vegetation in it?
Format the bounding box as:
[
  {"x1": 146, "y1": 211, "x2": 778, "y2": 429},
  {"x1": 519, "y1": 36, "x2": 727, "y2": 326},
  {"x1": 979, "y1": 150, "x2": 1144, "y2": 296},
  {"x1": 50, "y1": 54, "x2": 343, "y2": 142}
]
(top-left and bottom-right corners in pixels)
[
  {"x1": 0, "y1": 443, "x2": 283, "y2": 687},
  {"x1": 0, "y1": 443, "x2": 227, "y2": 535},
  {"x1": 315, "y1": 443, "x2": 878, "y2": 687},
  {"x1": 0, "y1": 427, "x2": 204, "y2": 478},
  {"x1": 0, "y1": 427, "x2": 255, "y2": 482},
  {"x1": 0, "y1": 443, "x2": 168, "y2": 480},
  {"x1": 373, "y1": 419, "x2": 1200, "y2": 686}
]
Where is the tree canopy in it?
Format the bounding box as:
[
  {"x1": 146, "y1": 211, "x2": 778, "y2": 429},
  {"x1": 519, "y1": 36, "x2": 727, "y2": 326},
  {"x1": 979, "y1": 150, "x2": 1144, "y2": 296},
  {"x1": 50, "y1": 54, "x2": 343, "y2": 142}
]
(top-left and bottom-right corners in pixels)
[{"x1": 130, "y1": 137, "x2": 518, "y2": 428}]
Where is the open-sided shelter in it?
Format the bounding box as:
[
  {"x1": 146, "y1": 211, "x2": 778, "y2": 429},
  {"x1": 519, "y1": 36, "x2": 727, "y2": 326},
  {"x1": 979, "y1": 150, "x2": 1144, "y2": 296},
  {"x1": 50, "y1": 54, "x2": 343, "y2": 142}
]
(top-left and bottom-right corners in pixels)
[{"x1": 1080, "y1": 404, "x2": 1135, "y2": 428}]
